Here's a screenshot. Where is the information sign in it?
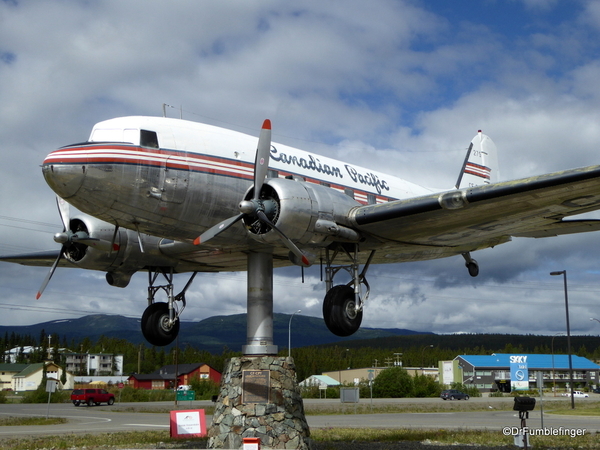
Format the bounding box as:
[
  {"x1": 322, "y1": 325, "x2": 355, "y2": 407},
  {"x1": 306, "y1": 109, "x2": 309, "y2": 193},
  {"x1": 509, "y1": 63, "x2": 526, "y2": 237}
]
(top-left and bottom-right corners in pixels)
[{"x1": 169, "y1": 409, "x2": 206, "y2": 439}]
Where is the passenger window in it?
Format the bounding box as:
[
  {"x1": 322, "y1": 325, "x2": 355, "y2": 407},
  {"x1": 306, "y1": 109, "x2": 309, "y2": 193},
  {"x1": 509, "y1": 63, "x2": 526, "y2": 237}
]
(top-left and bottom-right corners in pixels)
[
  {"x1": 268, "y1": 170, "x2": 279, "y2": 179},
  {"x1": 140, "y1": 130, "x2": 159, "y2": 148},
  {"x1": 344, "y1": 188, "x2": 355, "y2": 199},
  {"x1": 367, "y1": 193, "x2": 376, "y2": 205}
]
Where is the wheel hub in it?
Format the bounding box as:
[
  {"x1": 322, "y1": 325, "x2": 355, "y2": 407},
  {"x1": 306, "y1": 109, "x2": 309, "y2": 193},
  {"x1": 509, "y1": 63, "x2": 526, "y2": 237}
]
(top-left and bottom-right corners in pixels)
[
  {"x1": 345, "y1": 300, "x2": 358, "y2": 320},
  {"x1": 158, "y1": 314, "x2": 173, "y2": 332}
]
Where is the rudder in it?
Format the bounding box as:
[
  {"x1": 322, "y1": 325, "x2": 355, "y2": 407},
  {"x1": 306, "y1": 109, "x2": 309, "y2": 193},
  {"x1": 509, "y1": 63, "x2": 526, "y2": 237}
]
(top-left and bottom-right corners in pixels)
[{"x1": 455, "y1": 130, "x2": 499, "y2": 189}]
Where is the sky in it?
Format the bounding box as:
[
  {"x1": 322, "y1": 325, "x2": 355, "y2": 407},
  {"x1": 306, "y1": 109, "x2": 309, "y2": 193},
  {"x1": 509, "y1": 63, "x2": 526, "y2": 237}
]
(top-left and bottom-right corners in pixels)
[{"x1": 1, "y1": 0, "x2": 600, "y2": 342}]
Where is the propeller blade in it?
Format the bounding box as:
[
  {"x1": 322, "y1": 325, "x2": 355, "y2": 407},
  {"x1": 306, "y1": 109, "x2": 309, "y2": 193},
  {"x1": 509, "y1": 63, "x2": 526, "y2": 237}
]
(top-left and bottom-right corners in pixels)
[
  {"x1": 194, "y1": 213, "x2": 244, "y2": 246},
  {"x1": 253, "y1": 119, "x2": 271, "y2": 201},
  {"x1": 256, "y1": 211, "x2": 310, "y2": 267},
  {"x1": 36, "y1": 247, "x2": 64, "y2": 299},
  {"x1": 56, "y1": 196, "x2": 70, "y2": 232}
]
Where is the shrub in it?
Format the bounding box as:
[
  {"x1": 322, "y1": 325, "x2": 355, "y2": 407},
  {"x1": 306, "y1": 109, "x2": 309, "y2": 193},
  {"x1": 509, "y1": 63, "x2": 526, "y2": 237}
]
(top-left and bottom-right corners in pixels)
[{"x1": 372, "y1": 367, "x2": 413, "y2": 398}]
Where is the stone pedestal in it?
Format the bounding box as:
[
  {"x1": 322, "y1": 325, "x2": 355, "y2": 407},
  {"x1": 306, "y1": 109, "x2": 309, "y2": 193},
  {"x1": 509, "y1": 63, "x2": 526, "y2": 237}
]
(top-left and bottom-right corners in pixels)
[{"x1": 208, "y1": 356, "x2": 311, "y2": 449}]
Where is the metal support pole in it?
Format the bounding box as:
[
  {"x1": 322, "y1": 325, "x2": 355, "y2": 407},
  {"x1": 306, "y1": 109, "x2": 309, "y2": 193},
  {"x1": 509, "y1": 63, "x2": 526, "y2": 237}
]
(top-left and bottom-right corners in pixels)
[
  {"x1": 243, "y1": 252, "x2": 278, "y2": 355},
  {"x1": 550, "y1": 270, "x2": 575, "y2": 409}
]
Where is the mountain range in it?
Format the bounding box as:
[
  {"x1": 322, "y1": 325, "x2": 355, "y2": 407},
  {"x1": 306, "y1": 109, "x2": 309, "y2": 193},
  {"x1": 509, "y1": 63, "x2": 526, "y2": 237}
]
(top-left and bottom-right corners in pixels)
[{"x1": 0, "y1": 314, "x2": 431, "y2": 353}]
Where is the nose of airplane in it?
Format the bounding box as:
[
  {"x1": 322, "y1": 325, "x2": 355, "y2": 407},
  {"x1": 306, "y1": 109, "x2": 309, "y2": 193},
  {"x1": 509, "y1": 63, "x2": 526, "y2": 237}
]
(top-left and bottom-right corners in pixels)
[{"x1": 42, "y1": 148, "x2": 87, "y2": 198}]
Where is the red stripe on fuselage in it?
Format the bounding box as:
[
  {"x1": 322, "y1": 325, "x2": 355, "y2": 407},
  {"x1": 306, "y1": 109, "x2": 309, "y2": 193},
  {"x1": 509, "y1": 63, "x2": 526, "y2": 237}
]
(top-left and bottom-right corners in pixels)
[{"x1": 43, "y1": 143, "x2": 391, "y2": 205}]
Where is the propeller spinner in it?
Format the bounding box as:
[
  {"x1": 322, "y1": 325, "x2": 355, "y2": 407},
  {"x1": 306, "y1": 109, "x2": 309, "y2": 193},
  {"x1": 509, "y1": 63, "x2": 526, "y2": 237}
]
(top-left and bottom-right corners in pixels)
[{"x1": 194, "y1": 120, "x2": 310, "y2": 267}]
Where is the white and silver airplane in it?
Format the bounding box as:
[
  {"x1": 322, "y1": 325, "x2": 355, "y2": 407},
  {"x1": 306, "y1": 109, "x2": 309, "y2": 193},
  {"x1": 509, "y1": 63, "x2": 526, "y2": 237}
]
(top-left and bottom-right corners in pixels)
[{"x1": 3, "y1": 116, "x2": 600, "y2": 350}]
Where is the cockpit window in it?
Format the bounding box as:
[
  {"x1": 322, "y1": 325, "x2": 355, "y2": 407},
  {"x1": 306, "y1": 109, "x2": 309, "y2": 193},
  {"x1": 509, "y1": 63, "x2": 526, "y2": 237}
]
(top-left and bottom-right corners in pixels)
[
  {"x1": 89, "y1": 128, "x2": 140, "y2": 145},
  {"x1": 140, "y1": 130, "x2": 159, "y2": 148}
]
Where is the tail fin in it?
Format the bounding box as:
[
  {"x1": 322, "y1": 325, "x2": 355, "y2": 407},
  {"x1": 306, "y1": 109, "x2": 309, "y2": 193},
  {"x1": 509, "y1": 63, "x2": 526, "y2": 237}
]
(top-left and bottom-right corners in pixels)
[{"x1": 455, "y1": 130, "x2": 499, "y2": 189}]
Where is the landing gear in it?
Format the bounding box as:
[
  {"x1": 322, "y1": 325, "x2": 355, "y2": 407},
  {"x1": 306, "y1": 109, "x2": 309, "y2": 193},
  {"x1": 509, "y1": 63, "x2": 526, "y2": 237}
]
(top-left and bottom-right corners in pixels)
[
  {"x1": 322, "y1": 246, "x2": 374, "y2": 337},
  {"x1": 141, "y1": 302, "x2": 180, "y2": 347},
  {"x1": 462, "y1": 252, "x2": 479, "y2": 277},
  {"x1": 323, "y1": 285, "x2": 362, "y2": 336},
  {"x1": 140, "y1": 268, "x2": 197, "y2": 346}
]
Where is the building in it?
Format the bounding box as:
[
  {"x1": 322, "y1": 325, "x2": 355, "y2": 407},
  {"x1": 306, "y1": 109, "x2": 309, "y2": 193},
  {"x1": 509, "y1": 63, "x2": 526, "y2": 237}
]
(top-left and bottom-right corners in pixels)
[
  {"x1": 299, "y1": 375, "x2": 340, "y2": 389},
  {"x1": 64, "y1": 352, "x2": 124, "y2": 376},
  {"x1": 442, "y1": 353, "x2": 600, "y2": 392},
  {"x1": 0, "y1": 363, "x2": 29, "y2": 390},
  {"x1": 128, "y1": 363, "x2": 221, "y2": 390},
  {"x1": 12, "y1": 361, "x2": 75, "y2": 391},
  {"x1": 322, "y1": 366, "x2": 439, "y2": 385}
]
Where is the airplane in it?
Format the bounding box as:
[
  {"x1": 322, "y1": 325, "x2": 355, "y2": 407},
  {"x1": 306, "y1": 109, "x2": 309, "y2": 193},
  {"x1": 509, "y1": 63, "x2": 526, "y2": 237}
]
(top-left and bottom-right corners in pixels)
[{"x1": 3, "y1": 115, "x2": 600, "y2": 350}]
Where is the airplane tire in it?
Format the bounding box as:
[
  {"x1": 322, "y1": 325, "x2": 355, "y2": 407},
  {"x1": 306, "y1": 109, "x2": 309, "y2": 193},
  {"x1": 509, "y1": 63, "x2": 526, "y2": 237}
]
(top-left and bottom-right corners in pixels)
[
  {"x1": 322, "y1": 285, "x2": 362, "y2": 337},
  {"x1": 141, "y1": 302, "x2": 180, "y2": 346}
]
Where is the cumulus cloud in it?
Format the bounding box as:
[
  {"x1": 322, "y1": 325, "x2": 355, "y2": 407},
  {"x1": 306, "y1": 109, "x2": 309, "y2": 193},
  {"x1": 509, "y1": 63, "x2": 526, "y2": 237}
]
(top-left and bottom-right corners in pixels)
[{"x1": 1, "y1": 0, "x2": 600, "y2": 341}]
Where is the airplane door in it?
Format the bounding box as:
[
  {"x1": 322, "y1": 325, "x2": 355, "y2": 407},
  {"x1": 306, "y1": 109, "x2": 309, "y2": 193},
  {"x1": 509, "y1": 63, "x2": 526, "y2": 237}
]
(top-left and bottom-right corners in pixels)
[{"x1": 160, "y1": 156, "x2": 189, "y2": 204}]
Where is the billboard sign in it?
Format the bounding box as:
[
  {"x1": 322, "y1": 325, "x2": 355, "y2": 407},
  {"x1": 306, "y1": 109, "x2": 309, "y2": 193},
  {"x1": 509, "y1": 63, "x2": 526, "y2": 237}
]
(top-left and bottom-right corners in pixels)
[{"x1": 510, "y1": 355, "x2": 529, "y2": 391}]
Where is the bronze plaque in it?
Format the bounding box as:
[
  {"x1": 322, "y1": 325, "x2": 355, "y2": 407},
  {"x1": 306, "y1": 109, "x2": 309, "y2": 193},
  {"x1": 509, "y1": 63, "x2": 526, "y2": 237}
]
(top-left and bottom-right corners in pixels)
[{"x1": 242, "y1": 370, "x2": 270, "y2": 404}]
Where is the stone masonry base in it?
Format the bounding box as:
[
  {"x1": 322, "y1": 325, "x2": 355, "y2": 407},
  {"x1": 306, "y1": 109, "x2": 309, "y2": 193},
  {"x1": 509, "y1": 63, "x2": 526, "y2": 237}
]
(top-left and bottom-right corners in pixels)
[{"x1": 207, "y1": 356, "x2": 311, "y2": 449}]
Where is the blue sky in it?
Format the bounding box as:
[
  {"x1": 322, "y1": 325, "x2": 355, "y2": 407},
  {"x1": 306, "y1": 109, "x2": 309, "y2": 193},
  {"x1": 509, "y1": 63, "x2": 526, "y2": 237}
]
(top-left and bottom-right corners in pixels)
[{"x1": 1, "y1": 0, "x2": 600, "y2": 340}]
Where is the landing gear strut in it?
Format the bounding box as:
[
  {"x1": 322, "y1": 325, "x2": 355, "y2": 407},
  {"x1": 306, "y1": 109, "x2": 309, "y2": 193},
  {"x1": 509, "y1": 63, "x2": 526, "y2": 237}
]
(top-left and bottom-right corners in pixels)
[
  {"x1": 141, "y1": 268, "x2": 197, "y2": 346},
  {"x1": 322, "y1": 246, "x2": 375, "y2": 337}
]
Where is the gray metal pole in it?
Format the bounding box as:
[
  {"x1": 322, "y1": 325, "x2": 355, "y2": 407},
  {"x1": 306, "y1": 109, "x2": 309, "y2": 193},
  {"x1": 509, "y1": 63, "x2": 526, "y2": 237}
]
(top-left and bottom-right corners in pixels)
[
  {"x1": 243, "y1": 251, "x2": 277, "y2": 355},
  {"x1": 550, "y1": 270, "x2": 575, "y2": 409},
  {"x1": 288, "y1": 310, "x2": 301, "y2": 358}
]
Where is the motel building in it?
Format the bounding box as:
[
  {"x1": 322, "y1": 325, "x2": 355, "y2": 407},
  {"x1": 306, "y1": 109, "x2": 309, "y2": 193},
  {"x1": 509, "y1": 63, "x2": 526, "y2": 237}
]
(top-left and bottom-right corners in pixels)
[{"x1": 440, "y1": 353, "x2": 600, "y2": 393}]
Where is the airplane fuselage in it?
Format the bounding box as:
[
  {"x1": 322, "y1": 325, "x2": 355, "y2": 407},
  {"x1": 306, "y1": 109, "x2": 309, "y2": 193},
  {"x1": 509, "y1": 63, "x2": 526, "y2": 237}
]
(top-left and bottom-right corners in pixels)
[{"x1": 42, "y1": 116, "x2": 441, "y2": 268}]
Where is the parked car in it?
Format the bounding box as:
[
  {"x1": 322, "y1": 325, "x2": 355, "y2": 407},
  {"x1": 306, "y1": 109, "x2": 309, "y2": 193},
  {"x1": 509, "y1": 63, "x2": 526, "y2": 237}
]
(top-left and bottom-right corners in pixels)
[
  {"x1": 71, "y1": 388, "x2": 115, "y2": 406},
  {"x1": 591, "y1": 387, "x2": 600, "y2": 394},
  {"x1": 440, "y1": 389, "x2": 469, "y2": 400},
  {"x1": 176, "y1": 385, "x2": 191, "y2": 391}
]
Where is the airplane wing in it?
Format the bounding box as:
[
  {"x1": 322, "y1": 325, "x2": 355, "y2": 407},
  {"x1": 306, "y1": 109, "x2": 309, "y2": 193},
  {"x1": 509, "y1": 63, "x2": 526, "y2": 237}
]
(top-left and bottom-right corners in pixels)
[
  {"x1": 350, "y1": 164, "x2": 600, "y2": 247},
  {"x1": 0, "y1": 250, "x2": 66, "y2": 267}
]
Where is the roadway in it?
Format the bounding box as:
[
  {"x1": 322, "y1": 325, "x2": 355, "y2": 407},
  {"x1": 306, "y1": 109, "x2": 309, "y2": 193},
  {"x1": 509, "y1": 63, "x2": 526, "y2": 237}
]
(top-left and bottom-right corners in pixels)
[{"x1": 0, "y1": 396, "x2": 596, "y2": 438}]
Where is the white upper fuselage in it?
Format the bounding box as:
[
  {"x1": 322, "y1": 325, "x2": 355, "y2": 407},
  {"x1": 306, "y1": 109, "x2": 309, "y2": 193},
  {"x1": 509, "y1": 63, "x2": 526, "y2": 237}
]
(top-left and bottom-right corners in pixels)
[{"x1": 85, "y1": 116, "x2": 434, "y2": 204}]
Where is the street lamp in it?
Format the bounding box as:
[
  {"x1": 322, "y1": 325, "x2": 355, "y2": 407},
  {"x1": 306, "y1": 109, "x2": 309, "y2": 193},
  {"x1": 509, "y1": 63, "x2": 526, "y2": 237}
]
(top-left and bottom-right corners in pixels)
[
  {"x1": 288, "y1": 310, "x2": 301, "y2": 358},
  {"x1": 551, "y1": 332, "x2": 564, "y2": 397},
  {"x1": 338, "y1": 348, "x2": 349, "y2": 386},
  {"x1": 550, "y1": 270, "x2": 575, "y2": 409},
  {"x1": 421, "y1": 345, "x2": 434, "y2": 372}
]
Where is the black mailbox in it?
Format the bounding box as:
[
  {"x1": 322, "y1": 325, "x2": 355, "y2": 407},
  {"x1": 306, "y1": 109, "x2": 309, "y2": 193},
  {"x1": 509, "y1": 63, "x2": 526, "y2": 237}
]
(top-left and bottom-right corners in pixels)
[{"x1": 513, "y1": 396, "x2": 536, "y2": 412}]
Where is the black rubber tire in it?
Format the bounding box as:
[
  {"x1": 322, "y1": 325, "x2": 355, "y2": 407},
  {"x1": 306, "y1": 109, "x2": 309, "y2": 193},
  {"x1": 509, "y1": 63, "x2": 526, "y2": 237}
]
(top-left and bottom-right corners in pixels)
[
  {"x1": 108, "y1": 397, "x2": 115, "y2": 405},
  {"x1": 141, "y1": 302, "x2": 180, "y2": 346},
  {"x1": 322, "y1": 285, "x2": 363, "y2": 337},
  {"x1": 464, "y1": 395, "x2": 469, "y2": 400},
  {"x1": 87, "y1": 398, "x2": 94, "y2": 406}
]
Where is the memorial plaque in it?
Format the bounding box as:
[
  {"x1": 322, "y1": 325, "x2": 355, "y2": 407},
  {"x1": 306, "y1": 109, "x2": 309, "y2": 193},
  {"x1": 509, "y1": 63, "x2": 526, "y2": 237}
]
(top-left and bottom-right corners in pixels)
[{"x1": 242, "y1": 370, "x2": 270, "y2": 404}]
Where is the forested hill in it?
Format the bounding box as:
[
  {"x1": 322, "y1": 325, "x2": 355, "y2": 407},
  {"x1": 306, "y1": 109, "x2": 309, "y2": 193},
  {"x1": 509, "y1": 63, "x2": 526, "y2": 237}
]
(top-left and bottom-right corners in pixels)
[
  {"x1": 0, "y1": 313, "x2": 431, "y2": 354},
  {"x1": 1, "y1": 313, "x2": 598, "y2": 381}
]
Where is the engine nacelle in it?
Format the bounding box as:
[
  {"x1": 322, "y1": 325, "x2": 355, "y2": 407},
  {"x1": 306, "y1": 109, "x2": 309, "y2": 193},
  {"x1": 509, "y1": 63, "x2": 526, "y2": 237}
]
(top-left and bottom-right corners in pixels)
[
  {"x1": 243, "y1": 178, "x2": 362, "y2": 247},
  {"x1": 61, "y1": 215, "x2": 176, "y2": 287}
]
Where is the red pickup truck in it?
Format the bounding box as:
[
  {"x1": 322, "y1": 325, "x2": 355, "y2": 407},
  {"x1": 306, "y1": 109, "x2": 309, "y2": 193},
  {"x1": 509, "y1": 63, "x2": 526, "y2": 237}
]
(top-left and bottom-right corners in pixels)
[{"x1": 71, "y1": 388, "x2": 115, "y2": 406}]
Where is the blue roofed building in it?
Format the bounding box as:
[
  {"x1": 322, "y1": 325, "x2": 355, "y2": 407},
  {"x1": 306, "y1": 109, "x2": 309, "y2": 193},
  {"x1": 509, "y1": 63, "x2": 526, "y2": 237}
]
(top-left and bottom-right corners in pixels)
[{"x1": 442, "y1": 353, "x2": 599, "y2": 393}]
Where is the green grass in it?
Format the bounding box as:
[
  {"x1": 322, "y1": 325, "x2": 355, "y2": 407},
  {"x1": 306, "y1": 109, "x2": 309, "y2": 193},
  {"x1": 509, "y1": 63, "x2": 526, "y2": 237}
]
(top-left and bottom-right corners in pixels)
[
  {"x1": 0, "y1": 416, "x2": 67, "y2": 426},
  {"x1": 0, "y1": 428, "x2": 597, "y2": 450}
]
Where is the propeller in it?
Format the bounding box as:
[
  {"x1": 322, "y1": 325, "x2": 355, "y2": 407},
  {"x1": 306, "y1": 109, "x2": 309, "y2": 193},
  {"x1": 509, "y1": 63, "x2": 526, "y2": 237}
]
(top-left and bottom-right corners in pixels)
[
  {"x1": 194, "y1": 119, "x2": 310, "y2": 267},
  {"x1": 37, "y1": 197, "x2": 70, "y2": 299},
  {"x1": 36, "y1": 197, "x2": 120, "y2": 299}
]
